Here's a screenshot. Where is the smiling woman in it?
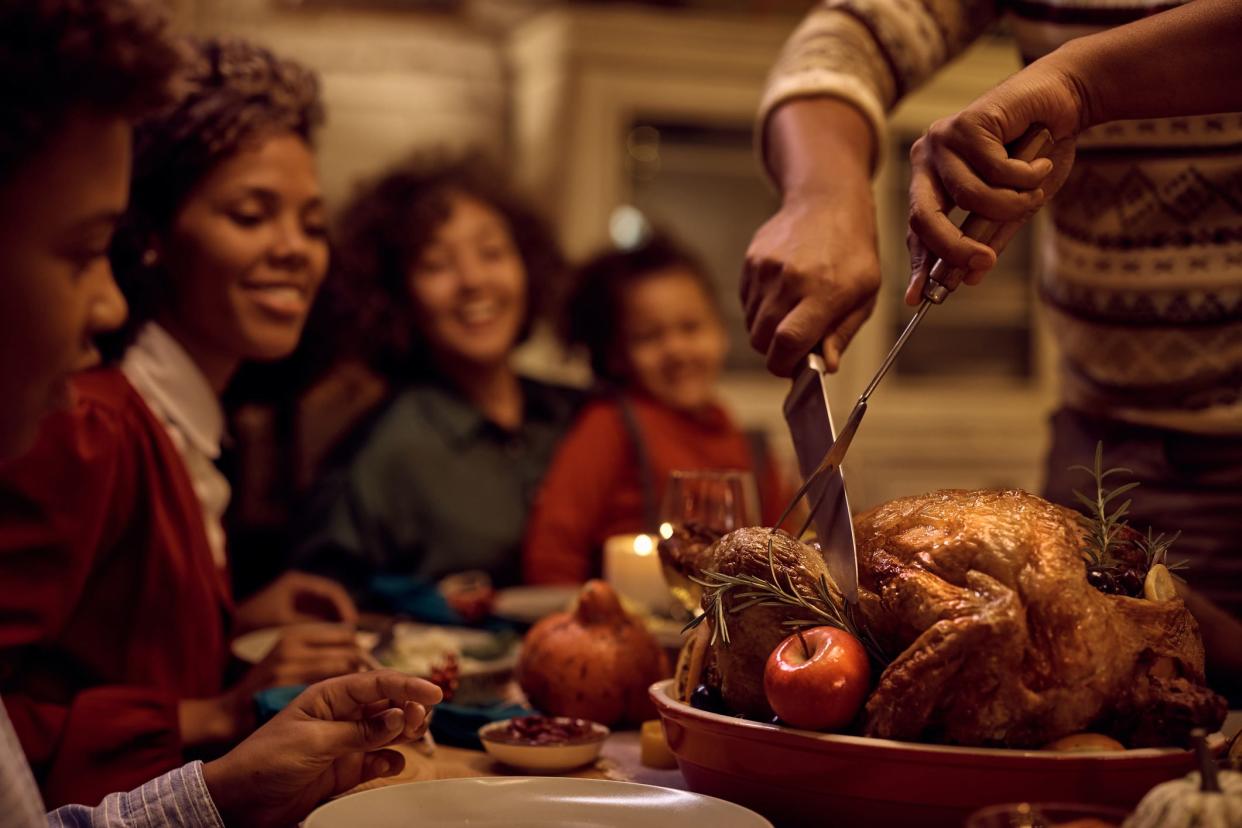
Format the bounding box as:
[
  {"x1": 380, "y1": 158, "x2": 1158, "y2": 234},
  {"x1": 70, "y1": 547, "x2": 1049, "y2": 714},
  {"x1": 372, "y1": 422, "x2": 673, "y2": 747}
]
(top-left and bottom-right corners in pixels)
[
  {"x1": 289, "y1": 153, "x2": 583, "y2": 608},
  {"x1": 141, "y1": 132, "x2": 328, "y2": 385},
  {"x1": 0, "y1": 36, "x2": 364, "y2": 808}
]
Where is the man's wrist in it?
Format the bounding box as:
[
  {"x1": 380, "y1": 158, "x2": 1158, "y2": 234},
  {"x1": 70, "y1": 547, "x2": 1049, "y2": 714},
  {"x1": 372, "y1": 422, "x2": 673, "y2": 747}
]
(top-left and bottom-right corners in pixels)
[
  {"x1": 780, "y1": 177, "x2": 875, "y2": 214},
  {"x1": 202, "y1": 755, "x2": 245, "y2": 828},
  {"x1": 1037, "y1": 40, "x2": 1104, "y2": 131}
]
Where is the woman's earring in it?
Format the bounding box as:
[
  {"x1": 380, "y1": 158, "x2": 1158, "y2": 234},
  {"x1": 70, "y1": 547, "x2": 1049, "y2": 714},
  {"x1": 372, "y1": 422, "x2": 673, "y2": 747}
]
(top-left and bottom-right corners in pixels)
[{"x1": 141, "y1": 248, "x2": 159, "y2": 267}]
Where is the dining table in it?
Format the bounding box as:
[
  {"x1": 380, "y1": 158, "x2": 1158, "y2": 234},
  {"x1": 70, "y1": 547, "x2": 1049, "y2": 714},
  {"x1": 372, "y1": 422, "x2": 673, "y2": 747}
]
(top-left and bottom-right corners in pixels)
[{"x1": 348, "y1": 729, "x2": 687, "y2": 798}]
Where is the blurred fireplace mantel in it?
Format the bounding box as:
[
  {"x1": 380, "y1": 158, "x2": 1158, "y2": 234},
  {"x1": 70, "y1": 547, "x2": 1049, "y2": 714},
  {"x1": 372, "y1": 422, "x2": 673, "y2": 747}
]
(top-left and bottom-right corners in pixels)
[{"x1": 508, "y1": 5, "x2": 795, "y2": 261}]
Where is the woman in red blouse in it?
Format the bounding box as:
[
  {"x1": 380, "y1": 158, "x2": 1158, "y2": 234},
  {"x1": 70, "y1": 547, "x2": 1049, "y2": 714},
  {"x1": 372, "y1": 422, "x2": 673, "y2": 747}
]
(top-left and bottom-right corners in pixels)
[
  {"x1": 523, "y1": 234, "x2": 790, "y2": 585},
  {"x1": 0, "y1": 37, "x2": 364, "y2": 807}
]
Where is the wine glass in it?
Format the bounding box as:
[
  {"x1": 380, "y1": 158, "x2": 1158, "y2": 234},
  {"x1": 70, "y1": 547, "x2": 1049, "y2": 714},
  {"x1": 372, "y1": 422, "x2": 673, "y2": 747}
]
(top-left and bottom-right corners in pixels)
[{"x1": 656, "y1": 469, "x2": 759, "y2": 616}]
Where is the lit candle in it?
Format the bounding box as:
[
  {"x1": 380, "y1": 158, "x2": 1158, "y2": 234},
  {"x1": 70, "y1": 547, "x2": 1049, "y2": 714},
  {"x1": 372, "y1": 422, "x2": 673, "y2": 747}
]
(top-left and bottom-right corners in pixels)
[{"x1": 603, "y1": 533, "x2": 670, "y2": 615}]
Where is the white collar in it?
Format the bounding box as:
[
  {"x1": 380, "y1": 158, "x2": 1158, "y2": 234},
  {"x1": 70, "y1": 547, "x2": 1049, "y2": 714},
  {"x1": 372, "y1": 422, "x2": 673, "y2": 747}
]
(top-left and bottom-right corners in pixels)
[{"x1": 121, "y1": 322, "x2": 224, "y2": 460}]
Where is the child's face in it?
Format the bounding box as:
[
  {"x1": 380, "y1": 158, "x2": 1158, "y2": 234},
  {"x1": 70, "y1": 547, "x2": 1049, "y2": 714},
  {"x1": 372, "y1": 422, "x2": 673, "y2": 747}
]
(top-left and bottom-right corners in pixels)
[
  {"x1": 0, "y1": 110, "x2": 130, "y2": 458},
  {"x1": 406, "y1": 193, "x2": 527, "y2": 373},
  {"x1": 615, "y1": 268, "x2": 728, "y2": 413},
  {"x1": 157, "y1": 131, "x2": 329, "y2": 371}
]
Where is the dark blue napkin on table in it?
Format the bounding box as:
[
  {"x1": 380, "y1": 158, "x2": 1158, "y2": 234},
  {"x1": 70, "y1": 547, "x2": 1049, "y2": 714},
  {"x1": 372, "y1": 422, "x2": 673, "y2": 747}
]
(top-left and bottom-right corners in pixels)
[{"x1": 368, "y1": 575, "x2": 516, "y2": 633}]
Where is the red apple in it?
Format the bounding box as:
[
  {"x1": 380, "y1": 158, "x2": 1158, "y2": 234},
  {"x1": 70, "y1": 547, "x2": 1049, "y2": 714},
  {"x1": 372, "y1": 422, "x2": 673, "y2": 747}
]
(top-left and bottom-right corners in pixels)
[{"x1": 763, "y1": 626, "x2": 870, "y2": 731}]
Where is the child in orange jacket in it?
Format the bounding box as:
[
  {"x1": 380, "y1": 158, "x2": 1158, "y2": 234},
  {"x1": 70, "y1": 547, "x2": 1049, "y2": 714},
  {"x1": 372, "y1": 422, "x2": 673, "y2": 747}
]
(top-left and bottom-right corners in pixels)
[{"x1": 523, "y1": 233, "x2": 788, "y2": 584}]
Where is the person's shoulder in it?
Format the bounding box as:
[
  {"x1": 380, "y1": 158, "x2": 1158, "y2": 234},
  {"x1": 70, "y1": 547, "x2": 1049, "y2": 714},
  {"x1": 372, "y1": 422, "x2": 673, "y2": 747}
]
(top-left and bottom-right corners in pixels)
[
  {"x1": 70, "y1": 367, "x2": 172, "y2": 448},
  {"x1": 556, "y1": 394, "x2": 633, "y2": 450},
  {"x1": 0, "y1": 369, "x2": 147, "y2": 493},
  {"x1": 72, "y1": 366, "x2": 142, "y2": 412},
  {"x1": 572, "y1": 391, "x2": 627, "y2": 423},
  {"x1": 50, "y1": 368, "x2": 150, "y2": 450}
]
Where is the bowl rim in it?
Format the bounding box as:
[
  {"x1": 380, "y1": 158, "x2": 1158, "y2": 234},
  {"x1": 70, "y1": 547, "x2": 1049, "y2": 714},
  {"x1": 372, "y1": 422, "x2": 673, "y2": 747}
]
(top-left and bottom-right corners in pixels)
[
  {"x1": 650, "y1": 679, "x2": 1213, "y2": 763},
  {"x1": 477, "y1": 716, "x2": 610, "y2": 747}
]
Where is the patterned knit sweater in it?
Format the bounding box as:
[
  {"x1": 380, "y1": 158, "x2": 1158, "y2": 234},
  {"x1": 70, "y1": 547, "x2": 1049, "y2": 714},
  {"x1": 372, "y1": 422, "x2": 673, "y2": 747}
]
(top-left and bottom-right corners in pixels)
[{"x1": 761, "y1": 0, "x2": 1242, "y2": 435}]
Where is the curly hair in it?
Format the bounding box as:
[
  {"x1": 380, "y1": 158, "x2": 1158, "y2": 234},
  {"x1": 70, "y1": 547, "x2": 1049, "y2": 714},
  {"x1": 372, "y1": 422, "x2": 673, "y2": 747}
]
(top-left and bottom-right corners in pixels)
[
  {"x1": 104, "y1": 35, "x2": 324, "y2": 358},
  {"x1": 330, "y1": 151, "x2": 565, "y2": 380},
  {"x1": 565, "y1": 232, "x2": 719, "y2": 384},
  {"x1": 0, "y1": 0, "x2": 181, "y2": 184}
]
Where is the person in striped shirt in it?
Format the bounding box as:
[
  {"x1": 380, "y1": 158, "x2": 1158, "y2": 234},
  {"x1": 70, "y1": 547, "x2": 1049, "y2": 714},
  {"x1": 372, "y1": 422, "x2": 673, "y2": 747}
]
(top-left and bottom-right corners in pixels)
[
  {"x1": 0, "y1": 1, "x2": 440, "y2": 825},
  {"x1": 745, "y1": 0, "x2": 1242, "y2": 634}
]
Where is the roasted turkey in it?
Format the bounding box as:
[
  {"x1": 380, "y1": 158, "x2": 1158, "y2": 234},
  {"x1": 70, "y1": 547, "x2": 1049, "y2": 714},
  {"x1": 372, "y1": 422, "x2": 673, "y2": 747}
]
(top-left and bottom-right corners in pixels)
[{"x1": 684, "y1": 489, "x2": 1227, "y2": 748}]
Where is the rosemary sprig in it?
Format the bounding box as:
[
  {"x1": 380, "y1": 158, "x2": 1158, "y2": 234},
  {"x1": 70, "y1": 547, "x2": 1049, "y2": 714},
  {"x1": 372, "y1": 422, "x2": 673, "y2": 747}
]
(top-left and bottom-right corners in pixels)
[
  {"x1": 682, "y1": 533, "x2": 889, "y2": 666},
  {"x1": 1070, "y1": 441, "x2": 1139, "y2": 568},
  {"x1": 1069, "y1": 441, "x2": 1190, "y2": 581},
  {"x1": 1135, "y1": 527, "x2": 1189, "y2": 574}
]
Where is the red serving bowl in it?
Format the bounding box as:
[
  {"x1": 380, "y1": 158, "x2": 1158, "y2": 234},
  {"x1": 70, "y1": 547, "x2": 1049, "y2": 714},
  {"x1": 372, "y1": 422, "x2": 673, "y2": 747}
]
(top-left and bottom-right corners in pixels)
[{"x1": 651, "y1": 679, "x2": 1202, "y2": 827}]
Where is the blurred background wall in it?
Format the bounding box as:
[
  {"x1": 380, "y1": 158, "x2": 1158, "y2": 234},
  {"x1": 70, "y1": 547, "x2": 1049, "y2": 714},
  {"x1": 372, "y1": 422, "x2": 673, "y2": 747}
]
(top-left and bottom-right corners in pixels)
[{"x1": 177, "y1": 0, "x2": 1057, "y2": 511}]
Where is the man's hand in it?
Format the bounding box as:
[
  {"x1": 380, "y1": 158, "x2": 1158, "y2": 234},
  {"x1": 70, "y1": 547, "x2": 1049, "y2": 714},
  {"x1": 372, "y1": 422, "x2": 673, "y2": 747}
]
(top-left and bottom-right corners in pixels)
[
  {"x1": 202, "y1": 670, "x2": 442, "y2": 828},
  {"x1": 236, "y1": 571, "x2": 359, "y2": 633},
  {"x1": 743, "y1": 97, "x2": 881, "y2": 377},
  {"x1": 743, "y1": 194, "x2": 881, "y2": 377},
  {"x1": 904, "y1": 61, "x2": 1084, "y2": 304}
]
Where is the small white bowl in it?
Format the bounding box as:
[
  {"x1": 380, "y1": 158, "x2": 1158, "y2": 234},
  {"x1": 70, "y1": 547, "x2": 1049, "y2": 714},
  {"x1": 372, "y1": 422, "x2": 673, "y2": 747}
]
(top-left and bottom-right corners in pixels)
[{"x1": 478, "y1": 717, "x2": 609, "y2": 772}]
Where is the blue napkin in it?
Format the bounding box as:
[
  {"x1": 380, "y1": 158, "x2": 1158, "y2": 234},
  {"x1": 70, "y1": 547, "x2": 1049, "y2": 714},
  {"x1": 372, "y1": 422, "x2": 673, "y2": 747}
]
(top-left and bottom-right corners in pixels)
[
  {"x1": 369, "y1": 575, "x2": 464, "y2": 625},
  {"x1": 367, "y1": 575, "x2": 519, "y2": 633},
  {"x1": 431, "y1": 700, "x2": 535, "y2": 750},
  {"x1": 253, "y1": 684, "x2": 306, "y2": 724}
]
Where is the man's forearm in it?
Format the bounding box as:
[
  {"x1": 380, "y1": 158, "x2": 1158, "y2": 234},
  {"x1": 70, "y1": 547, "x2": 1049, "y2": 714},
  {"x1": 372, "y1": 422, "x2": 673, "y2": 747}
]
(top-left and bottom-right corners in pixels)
[
  {"x1": 1053, "y1": 0, "x2": 1242, "y2": 127},
  {"x1": 765, "y1": 97, "x2": 876, "y2": 200}
]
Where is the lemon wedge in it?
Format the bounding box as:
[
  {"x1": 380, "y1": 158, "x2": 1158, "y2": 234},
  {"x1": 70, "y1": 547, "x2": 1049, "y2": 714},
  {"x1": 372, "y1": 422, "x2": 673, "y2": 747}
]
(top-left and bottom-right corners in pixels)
[{"x1": 1143, "y1": 563, "x2": 1176, "y2": 602}]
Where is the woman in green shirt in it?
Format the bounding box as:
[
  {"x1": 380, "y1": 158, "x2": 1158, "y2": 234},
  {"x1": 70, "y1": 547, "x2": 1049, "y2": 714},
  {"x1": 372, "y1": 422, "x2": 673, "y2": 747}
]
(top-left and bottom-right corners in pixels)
[{"x1": 291, "y1": 154, "x2": 581, "y2": 615}]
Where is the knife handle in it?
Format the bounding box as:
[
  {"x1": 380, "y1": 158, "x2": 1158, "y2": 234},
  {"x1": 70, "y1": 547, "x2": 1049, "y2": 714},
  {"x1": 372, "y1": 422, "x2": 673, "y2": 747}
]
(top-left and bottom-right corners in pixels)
[{"x1": 923, "y1": 124, "x2": 1053, "y2": 304}]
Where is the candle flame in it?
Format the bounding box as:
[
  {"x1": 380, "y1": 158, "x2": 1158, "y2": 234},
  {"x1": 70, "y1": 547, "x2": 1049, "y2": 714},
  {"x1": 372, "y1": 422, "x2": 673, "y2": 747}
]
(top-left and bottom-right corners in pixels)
[{"x1": 633, "y1": 534, "x2": 654, "y2": 556}]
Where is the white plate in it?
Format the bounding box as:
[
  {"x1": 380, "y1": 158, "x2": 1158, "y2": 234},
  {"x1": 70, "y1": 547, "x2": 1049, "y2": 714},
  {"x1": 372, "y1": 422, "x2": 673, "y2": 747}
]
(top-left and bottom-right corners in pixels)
[
  {"x1": 493, "y1": 585, "x2": 578, "y2": 624},
  {"x1": 304, "y1": 777, "x2": 773, "y2": 828},
  {"x1": 231, "y1": 624, "x2": 516, "y2": 680},
  {"x1": 230, "y1": 626, "x2": 378, "y2": 664},
  {"x1": 376, "y1": 623, "x2": 518, "y2": 679},
  {"x1": 230, "y1": 627, "x2": 286, "y2": 664},
  {"x1": 232, "y1": 624, "x2": 517, "y2": 705}
]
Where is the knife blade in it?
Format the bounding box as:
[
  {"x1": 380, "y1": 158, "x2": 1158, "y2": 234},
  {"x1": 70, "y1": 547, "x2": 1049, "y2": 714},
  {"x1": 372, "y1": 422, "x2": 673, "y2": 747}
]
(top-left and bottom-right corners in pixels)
[
  {"x1": 782, "y1": 353, "x2": 861, "y2": 603},
  {"x1": 780, "y1": 124, "x2": 1053, "y2": 604}
]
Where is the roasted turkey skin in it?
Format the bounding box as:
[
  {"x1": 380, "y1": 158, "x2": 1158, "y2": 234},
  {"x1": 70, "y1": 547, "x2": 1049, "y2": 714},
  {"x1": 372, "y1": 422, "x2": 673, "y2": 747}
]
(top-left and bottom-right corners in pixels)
[{"x1": 854, "y1": 489, "x2": 1226, "y2": 748}]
